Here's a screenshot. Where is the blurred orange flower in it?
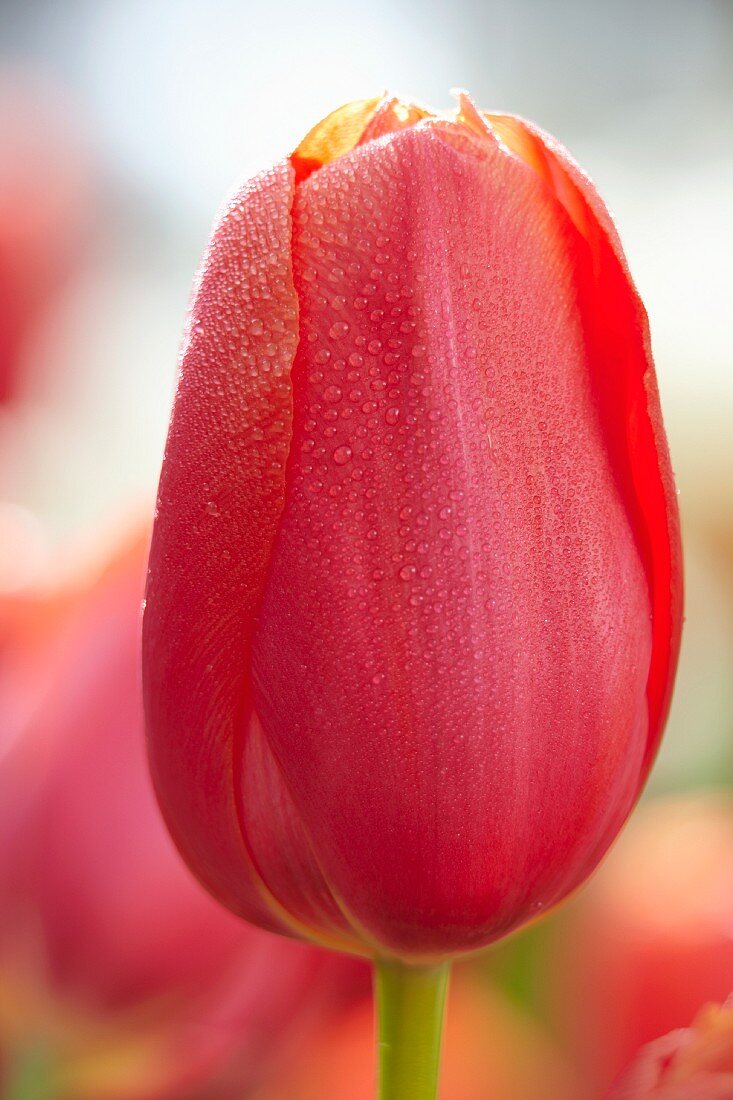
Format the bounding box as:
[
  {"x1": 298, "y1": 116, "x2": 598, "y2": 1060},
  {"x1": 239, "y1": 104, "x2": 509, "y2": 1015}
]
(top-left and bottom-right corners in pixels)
[{"x1": 551, "y1": 794, "x2": 733, "y2": 1095}]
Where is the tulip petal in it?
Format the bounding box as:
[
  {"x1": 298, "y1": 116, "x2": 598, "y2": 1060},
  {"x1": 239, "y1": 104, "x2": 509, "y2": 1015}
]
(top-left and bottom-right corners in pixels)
[
  {"x1": 251, "y1": 120, "x2": 659, "y2": 955},
  {"x1": 485, "y1": 111, "x2": 683, "y2": 768},
  {"x1": 144, "y1": 161, "x2": 301, "y2": 932},
  {"x1": 357, "y1": 96, "x2": 433, "y2": 144},
  {"x1": 292, "y1": 96, "x2": 434, "y2": 184},
  {"x1": 292, "y1": 97, "x2": 383, "y2": 183},
  {"x1": 236, "y1": 712, "x2": 366, "y2": 951}
]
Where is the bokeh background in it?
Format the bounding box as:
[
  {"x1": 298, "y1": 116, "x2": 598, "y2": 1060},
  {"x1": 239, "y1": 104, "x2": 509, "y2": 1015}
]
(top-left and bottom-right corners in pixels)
[{"x1": 1, "y1": 1, "x2": 732, "y2": 1097}]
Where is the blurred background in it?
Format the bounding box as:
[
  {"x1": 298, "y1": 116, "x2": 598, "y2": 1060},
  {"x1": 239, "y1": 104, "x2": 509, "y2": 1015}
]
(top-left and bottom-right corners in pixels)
[{"x1": 0, "y1": 1, "x2": 731, "y2": 1097}]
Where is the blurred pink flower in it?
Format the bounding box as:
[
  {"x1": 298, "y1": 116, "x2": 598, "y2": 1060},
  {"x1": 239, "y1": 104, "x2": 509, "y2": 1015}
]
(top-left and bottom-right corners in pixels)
[{"x1": 0, "y1": 521, "x2": 361, "y2": 1099}]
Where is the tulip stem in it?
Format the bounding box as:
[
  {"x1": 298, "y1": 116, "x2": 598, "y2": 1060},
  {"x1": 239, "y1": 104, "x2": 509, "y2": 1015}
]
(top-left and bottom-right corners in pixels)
[
  {"x1": 375, "y1": 958, "x2": 450, "y2": 1100},
  {"x1": 4, "y1": 1043, "x2": 54, "y2": 1100}
]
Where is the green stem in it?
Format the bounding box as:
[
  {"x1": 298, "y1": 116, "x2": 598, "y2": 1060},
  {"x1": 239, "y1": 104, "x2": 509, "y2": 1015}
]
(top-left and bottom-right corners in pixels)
[
  {"x1": 375, "y1": 959, "x2": 451, "y2": 1100},
  {"x1": 4, "y1": 1042, "x2": 55, "y2": 1100}
]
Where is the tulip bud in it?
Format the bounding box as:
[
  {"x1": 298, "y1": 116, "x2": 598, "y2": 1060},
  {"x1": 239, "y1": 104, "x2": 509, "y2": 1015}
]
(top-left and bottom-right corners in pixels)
[{"x1": 143, "y1": 91, "x2": 682, "y2": 962}]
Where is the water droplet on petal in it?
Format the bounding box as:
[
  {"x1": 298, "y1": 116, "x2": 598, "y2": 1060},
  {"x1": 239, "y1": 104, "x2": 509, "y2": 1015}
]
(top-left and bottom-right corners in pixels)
[{"x1": 333, "y1": 445, "x2": 353, "y2": 466}]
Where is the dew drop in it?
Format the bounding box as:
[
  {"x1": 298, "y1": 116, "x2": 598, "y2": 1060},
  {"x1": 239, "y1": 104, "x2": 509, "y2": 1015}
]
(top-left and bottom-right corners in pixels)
[{"x1": 333, "y1": 445, "x2": 353, "y2": 466}]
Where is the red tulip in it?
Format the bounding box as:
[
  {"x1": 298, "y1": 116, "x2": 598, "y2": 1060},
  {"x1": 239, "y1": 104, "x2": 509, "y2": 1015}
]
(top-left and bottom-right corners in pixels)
[
  {"x1": 610, "y1": 1000, "x2": 733, "y2": 1099},
  {"x1": 143, "y1": 91, "x2": 682, "y2": 961},
  {"x1": 0, "y1": 523, "x2": 357, "y2": 1100},
  {"x1": 550, "y1": 794, "x2": 733, "y2": 1096}
]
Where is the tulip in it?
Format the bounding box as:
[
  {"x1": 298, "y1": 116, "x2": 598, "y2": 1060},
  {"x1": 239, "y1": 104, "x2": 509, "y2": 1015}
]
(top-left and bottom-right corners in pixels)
[
  {"x1": 549, "y1": 793, "x2": 733, "y2": 1096},
  {"x1": 143, "y1": 91, "x2": 682, "y2": 1097},
  {"x1": 610, "y1": 999, "x2": 733, "y2": 1100},
  {"x1": 0, "y1": 522, "x2": 357, "y2": 1100}
]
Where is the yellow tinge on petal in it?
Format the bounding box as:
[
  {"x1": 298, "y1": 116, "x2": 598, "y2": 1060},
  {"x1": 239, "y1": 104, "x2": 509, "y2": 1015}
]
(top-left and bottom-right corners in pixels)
[
  {"x1": 291, "y1": 95, "x2": 433, "y2": 181},
  {"x1": 486, "y1": 110, "x2": 592, "y2": 240},
  {"x1": 292, "y1": 97, "x2": 383, "y2": 180}
]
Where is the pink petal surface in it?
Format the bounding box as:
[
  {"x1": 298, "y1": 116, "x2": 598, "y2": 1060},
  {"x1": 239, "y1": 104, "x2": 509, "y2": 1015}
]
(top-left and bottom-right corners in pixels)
[{"x1": 486, "y1": 110, "x2": 682, "y2": 767}]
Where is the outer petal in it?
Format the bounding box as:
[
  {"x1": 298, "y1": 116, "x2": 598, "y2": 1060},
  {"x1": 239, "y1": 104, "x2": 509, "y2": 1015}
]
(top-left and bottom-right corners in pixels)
[
  {"x1": 484, "y1": 110, "x2": 683, "y2": 767},
  {"x1": 252, "y1": 119, "x2": 660, "y2": 955},
  {"x1": 236, "y1": 712, "x2": 360, "y2": 946},
  {"x1": 143, "y1": 162, "x2": 301, "y2": 932}
]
